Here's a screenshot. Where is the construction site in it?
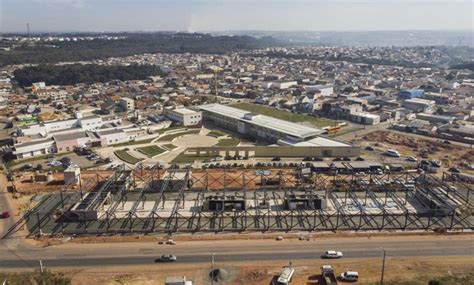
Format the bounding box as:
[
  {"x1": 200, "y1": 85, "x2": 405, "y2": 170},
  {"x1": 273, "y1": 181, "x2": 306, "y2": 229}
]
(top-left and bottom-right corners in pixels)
[{"x1": 4, "y1": 162, "x2": 473, "y2": 238}]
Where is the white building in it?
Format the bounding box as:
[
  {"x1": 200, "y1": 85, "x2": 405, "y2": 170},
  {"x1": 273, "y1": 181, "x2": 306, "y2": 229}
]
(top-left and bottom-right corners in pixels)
[
  {"x1": 13, "y1": 138, "x2": 55, "y2": 159},
  {"x1": 271, "y1": 80, "x2": 298, "y2": 90},
  {"x1": 97, "y1": 129, "x2": 128, "y2": 146},
  {"x1": 199, "y1": 104, "x2": 324, "y2": 143},
  {"x1": 350, "y1": 112, "x2": 381, "y2": 125},
  {"x1": 403, "y1": 98, "x2": 436, "y2": 114},
  {"x1": 119, "y1": 97, "x2": 135, "y2": 112},
  {"x1": 79, "y1": 116, "x2": 103, "y2": 131},
  {"x1": 164, "y1": 107, "x2": 202, "y2": 126},
  {"x1": 303, "y1": 84, "x2": 334, "y2": 96}
]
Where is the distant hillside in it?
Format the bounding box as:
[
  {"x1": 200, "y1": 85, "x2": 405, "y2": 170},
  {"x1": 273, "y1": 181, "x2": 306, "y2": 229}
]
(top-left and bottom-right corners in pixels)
[
  {"x1": 14, "y1": 64, "x2": 165, "y2": 87},
  {"x1": 0, "y1": 32, "x2": 275, "y2": 67},
  {"x1": 451, "y1": 62, "x2": 474, "y2": 71}
]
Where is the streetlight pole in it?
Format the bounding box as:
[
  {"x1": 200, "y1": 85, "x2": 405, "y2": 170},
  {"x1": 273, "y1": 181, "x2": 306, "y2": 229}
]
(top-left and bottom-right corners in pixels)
[
  {"x1": 380, "y1": 248, "x2": 386, "y2": 285},
  {"x1": 211, "y1": 252, "x2": 215, "y2": 285}
]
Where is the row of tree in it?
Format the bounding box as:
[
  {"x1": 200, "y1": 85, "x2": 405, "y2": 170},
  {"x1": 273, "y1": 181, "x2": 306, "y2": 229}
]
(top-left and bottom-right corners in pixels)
[
  {"x1": 0, "y1": 33, "x2": 275, "y2": 67},
  {"x1": 14, "y1": 64, "x2": 165, "y2": 87}
]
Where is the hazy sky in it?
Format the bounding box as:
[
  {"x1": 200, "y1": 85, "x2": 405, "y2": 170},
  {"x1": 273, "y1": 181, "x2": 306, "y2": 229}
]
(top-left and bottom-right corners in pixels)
[{"x1": 1, "y1": 0, "x2": 473, "y2": 33}]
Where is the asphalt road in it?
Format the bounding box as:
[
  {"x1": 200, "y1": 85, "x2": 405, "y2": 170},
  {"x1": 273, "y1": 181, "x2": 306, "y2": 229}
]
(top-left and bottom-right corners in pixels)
[{"x1": 1, "y1": 237, "x2": 472, "y2": 269}]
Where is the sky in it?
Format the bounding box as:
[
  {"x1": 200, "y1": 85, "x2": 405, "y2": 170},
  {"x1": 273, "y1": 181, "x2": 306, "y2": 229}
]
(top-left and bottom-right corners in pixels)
[{"x1": 1, "y1": 0, "x2": 473, "y2": 33}]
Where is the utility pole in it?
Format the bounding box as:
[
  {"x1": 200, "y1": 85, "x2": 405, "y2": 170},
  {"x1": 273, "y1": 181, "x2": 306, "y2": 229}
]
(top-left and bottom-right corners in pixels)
[
  {"x1": 380, "y1": 248, "x2": 386, "y2": 285},
  {"x1": 211, "y1": 252, "x2": 215, "y2": 285},
  {"x1": 39, "y1": 260, "x2": 44, "y2": 273},
  {"x1": 27, "y1": 23, "x2": 31, "y2": 39}
]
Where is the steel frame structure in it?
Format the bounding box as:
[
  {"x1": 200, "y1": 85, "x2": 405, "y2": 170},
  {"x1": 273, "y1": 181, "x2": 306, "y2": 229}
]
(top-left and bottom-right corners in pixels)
[{"x1": 15, "y1": 166, "x2": 474, "y2": 237}]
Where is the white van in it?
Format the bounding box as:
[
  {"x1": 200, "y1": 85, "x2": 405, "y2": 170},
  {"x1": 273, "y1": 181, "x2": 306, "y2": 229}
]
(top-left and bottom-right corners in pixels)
[
  {"x1": 277, "y1": 267, "x2": 295, "y2": 285},
  {"x1": 385, "y1": 149, "x2": 401, "y2": 157},
  {"x1": 340, "y1": 271, "x2": 359, "y2": 281}
]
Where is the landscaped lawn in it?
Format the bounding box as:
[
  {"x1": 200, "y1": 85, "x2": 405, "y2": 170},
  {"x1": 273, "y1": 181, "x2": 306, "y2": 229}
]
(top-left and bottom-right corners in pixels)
[
  {"x1": 157, "y1": 129, "x2": 200, "y2": 142},
  {"x1": 216, "y1": 138, "x2": 240, "y2": 146},
  {"x1": 172, "y1": 153, "x2": 219, "y2": 163},
  {"x1": 231, "y1": 102, "x2": 336, "y2": 128},
  {"x1": 163, "y1": 144, "x2": 177, "y2": 150},
  {"x1": 114, "y1": 150, "x2": 143, "y2": 164},
  {"x1": 136, "y1": 145, "x2": 166, "y2": 157},
  {"x1": 156, "y1": 125, "x2": 186, "y2": 134},
  {"x1": 207, "y1": 130, "x2": 227, "y2": 137}
]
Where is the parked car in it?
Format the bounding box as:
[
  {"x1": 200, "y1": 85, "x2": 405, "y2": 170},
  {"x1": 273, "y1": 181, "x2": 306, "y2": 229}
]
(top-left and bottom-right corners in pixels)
[
  {"x1": 340, "y1": 271, "x2": 359, "y2": 282},
  {"x1": 1, "y1": 211, "x2": 10, "y2": 219},
  {"x1": 419, "y1": 160, "x2": 430, "y2": 166},
  {"x1": 272, "y1": 157, "x2": 281, "y2": 161},
  {"x1": 365, "y1": 146, "x2": 375, "y2": 151},
  {"x1": 430, "y1": 160, "x2": 441, "y2": 168},
  {"x1": 448, "y1": 167, "x2": 461, "y2": 173},
  {"x1": 447, "y1": 186, "x2": 458, "y2": 193},
  {"x1": 385, "y1": 149, "x2": 401, "y2": 157},
  {"x1": 48, "y1": 160, "x2": 63, "y2": 167},
  {"x1": 324, "y1": 250, "x2": 343, "y2": 259},
  {"x1": 87, "y1": 154, "x2": 100, "y2": 161},
  {"x1": 443, "y1": 140, "x2": 452, "y2": 144},
  {"x1": 60, "y1": 157, "x2": 72, "y2": 167},
  {"x1": 406, "y1": 156, "x2": 418, "y2": 162},
  {"x1": 355, "y1": 157, "x2": 365, "y2": 161},
  {"x1": 20, "y1": 163, "x2": 33, "y2": 171},
  {"x1": 155, "y1": 255, "x2": 177, "y2": 262}
]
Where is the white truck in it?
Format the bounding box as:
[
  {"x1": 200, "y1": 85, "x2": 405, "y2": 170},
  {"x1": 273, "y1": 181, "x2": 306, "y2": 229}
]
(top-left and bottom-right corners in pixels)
[{"x1": 321, "y1": 265, "x2": 338, "y2": 285}]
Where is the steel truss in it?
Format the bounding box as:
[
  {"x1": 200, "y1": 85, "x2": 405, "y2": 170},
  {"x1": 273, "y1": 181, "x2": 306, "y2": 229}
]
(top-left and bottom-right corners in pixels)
[{"x1": 26, "y1": 167, "x2": 473, "y2": 236}]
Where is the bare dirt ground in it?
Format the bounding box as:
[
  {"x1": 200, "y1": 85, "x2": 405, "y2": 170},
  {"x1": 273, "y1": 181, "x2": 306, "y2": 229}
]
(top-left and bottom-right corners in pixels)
[
  {"x1": 361, "y1": 131, "x2": 474, "y2": 175},
  {"x1": 192, "y1": 168, "x2": 299, "y2": 190},
  {"x1": 62, "y1": 256, "x2": 473, "y2": 285},
  {"x1": 12, "y1": 170, "x2": 113, "y2": 194}
]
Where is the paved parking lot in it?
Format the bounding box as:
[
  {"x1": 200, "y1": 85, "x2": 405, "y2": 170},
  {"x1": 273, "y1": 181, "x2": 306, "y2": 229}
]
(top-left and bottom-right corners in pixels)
[{"x1": 11, "y1": 152, "x2": 97, "y2": 171}]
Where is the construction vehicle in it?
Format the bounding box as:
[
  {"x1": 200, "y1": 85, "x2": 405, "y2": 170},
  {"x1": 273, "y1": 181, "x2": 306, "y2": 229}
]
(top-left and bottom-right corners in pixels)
[{"x1": 321, "y1": 265, "x2": 338, "y2": 285}]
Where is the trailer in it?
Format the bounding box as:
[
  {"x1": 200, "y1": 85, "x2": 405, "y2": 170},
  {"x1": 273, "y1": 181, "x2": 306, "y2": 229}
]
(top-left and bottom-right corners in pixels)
[{"x1": 321, "y1": 265, "x2": 338, "y2": 285}]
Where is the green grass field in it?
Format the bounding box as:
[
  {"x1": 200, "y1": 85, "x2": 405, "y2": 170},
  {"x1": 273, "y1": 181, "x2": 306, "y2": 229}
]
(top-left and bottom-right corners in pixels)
[
  {"x1": 231, "y1": 102, "x2": 336, "y2": 128},
  {"x1": 207, "y1": 130, "x2": 227, "y2": 137},
  {"x1": 172, "y1": 153, "x2": 218, "y2": 163},
  {"x1": 136, "y1": 145, "x2": 166, "y2": 157},
  {"x1": 114, "y1": 150, "x2": 143, "y2": 164},
  {"x1": 156, "y1": 126, "x2": 186, "y2": 134},
  {"x1": 216, "y1": 138, "x2": 240, "y2": 146},
  {"x1": 163, "y1": 144, "x2": 177, "y2": 150}
]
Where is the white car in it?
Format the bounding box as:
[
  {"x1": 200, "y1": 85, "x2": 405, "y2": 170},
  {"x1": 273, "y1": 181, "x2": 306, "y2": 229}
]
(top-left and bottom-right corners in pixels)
[
  {"x1": 406, "y1": 156, "x2": 418, "y2": 162},
  {"x1": 324, "y1": 250, "x2": 343, "y2": 258},
  {"x1": 341, "y1": 271, "x2": 359, "y2": 281}
]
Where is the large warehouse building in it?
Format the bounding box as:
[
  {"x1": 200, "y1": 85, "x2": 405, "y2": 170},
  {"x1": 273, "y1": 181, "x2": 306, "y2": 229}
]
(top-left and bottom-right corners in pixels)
[
  {"x1": 199, "y1": 103, "x2": 326, "y2": 144},
  {"x1": 198, "y1": 104, "x2": 359, "y2": 157}
]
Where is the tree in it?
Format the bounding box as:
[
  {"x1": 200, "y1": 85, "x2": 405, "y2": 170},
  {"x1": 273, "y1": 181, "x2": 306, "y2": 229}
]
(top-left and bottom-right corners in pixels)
[
  {"x1": 343, "y1": 86, "x2": 355, "y2": 93},
  {"x1": 436, "y1": 107, "x2": 444, "y2": 115},
  {"x1": 36, "y1": 164, "x2": 43, "y2": 171}
]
